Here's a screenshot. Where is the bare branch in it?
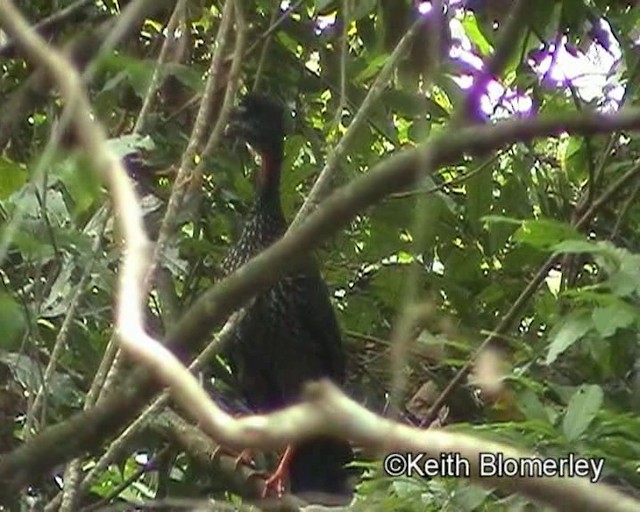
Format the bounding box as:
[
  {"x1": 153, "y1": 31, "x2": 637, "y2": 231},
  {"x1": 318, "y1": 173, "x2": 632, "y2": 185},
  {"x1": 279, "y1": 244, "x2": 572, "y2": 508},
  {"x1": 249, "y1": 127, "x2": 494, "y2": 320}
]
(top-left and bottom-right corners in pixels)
[
  {"x1": 291, "y1": 15, "x2": 427, "y2": 228},
  {"x1": 199, "y1": 0, "x2": 247, "y2": 163},
  {"x1": 330, "y1": 0, "x2": 349, "y2": 130},
  {"x1": 23, "y1": 212, "x2": 108, "y2": 437},
  {"x1": 133, "y1": 0, "x2": 188, "y2": 134},
  {"x1": 148, "y1": 0, "x2": 236, "y2": 284},
  {"x1": 96, "y1": 0, "x2": 237, "y2": 399},
  {"x1": 252, "y1": 3, "x2": 279, "y2": 91},
  {"x1": 0, "y1": 0, "x2": 94, "y2": 58}
]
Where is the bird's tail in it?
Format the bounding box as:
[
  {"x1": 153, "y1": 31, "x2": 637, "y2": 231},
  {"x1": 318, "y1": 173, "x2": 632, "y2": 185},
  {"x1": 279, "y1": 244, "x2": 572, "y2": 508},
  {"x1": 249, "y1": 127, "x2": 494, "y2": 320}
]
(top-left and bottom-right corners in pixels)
[{"x1": 288, "y1": 436, "x2": 354, "y2": 505}]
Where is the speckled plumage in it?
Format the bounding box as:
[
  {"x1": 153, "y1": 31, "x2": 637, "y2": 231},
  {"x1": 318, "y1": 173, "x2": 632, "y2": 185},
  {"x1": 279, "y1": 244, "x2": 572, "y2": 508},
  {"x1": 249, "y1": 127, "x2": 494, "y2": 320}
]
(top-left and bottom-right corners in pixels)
[
  {"x1": 222, "y1": 94, "x2": 352, "y2": 502},
  {"x1": 221, "y1": 199, "x2": 346, "y2": 411}
]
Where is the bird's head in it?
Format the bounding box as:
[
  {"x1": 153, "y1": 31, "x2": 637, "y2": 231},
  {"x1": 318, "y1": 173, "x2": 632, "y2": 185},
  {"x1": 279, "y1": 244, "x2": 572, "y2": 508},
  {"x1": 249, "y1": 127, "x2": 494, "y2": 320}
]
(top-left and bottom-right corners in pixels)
[
  {"x1": 227, "y1": 93, "x2": 286, "y2": 160},
  {"x1": 227, "y1": 93, "x2": 287, "y2": 200}
]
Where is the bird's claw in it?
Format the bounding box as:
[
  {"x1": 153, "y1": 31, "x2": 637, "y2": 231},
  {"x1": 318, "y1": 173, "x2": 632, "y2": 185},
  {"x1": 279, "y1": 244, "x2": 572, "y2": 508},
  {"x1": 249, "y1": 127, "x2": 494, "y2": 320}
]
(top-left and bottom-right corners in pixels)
[
  {"x1": 261, "y1": 470, "x2": 287, "y2": 498},
  {"x1": 246, "y1": 467, "x2": 287, "y2": 498}
]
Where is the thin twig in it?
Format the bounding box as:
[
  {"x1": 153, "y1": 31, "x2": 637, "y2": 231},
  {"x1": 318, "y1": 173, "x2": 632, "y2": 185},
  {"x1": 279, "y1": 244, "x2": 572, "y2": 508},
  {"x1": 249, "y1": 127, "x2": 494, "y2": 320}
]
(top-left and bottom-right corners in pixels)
[
  {"x1": 330, "y1": 0, "x2": 349, "y2": 130},
  {"x1": 146, "y1": 0, "x2": 235, "y2": 289},
  {"x1": 97, "y1": 0, "x2": 237, "y2": 398},
  {"x1": 421, "y1": 160, "x2": 640, "y2": 427},
  {"x1": 291, "y1": 15, "x2": 427, "y2": 228},
  {"x1": 133, "y1": 0, "x2": 187, "y2": 134},
  {"x1": 0, "y1": 0, "x2": 94, "y2": 57},
  {"x1": 23, "y1": 209, "x2": 108, "y2": 437},
  {"x1": 252, "y1": 4, "x2": 279, "y2": 91},
  {"x1": 199, "y1": 0, "x2": 247, "y2": 165}
]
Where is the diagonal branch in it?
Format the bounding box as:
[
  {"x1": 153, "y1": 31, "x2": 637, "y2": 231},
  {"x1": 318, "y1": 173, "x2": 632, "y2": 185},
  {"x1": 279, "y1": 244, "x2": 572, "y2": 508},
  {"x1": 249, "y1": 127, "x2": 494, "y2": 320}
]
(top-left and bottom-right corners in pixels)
[{"x1": 291, "y1": 13, "x2": 427, "y2": 228}]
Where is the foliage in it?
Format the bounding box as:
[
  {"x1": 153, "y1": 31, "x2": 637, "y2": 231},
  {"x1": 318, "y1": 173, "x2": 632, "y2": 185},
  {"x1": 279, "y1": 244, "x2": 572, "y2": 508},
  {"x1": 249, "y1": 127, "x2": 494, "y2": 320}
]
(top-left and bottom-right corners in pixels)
[{"x1": 1, "y1": 0, "x2": 640, "y2": 510}]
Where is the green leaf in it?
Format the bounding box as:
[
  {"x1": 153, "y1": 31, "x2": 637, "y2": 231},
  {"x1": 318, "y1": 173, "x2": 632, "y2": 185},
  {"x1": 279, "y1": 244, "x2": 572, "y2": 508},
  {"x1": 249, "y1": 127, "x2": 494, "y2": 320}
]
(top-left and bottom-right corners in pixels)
[
  {"x1": 163, "y1": 62, "x2": 204, "y2": 93},
  {"x1": 41, "y1": 260, "x2": 75, "y2": 318},
  {"x1": 553, "y1": 239, "x2": 601, "y2": 254},
  {"x1": 352, "y1": 0, "x2": 376, "y2": 20},
  {"x1": 3, "y1": 225, "x2": 55, "y2": 261},
  {"x1": 51, "y1": 158, "x2": 101, "y2": 215},
  {"x1": 529, "y1": 1, "x2": 562, "y2": 41},
  {"x1": 592, "y1": 304, "x2": 636, "y2": 338},
  {"x1": 450, "y1": 485, "x2": 492, "y2": 510},
  {"x1": 561, "y1": 136, "x2": 589, "y2": 181},
  {"x1": 517, "y1": 389, "x2": 550, "y2": 423},
  {"x1": 562, "y1": 0, "x2": 588, "y2": 31},
  {"x1": 355, "y1": 54, "x2": 389, "y2": 83},
  {"x1": 0, "y1": 351, "x2": 83, "y2": 406},
  {"x1": 461, "y1": 12, "x2": 492, "y2": 56},
  {"x1": 0, "y1": 293, "x2": 26, "y2": 348},
  {"x1": 0, "y1": 157, "x2": 28, "y2": 199},
  {"x1": 104, "y1": 55, "x2": 155, "y2": 98},
  {"x1": 514, "y1": 219, "x2": 581, "y2": 250},
  {"x1": 314, "y1": 0, "x2": 336, "y2": 14},
  {"x1": 546, "y1": 311, "x2": 592, "y2": 365},
  {"x1": 607, "y1": 250, "x2": 640, "y2": 297},
  {"x1": 466, "y1": 167, "x2": 492, "y2": 234},
  {"x1": 562, "y1": 385, "x2": 603, "y2": 441},
  {"x1": 432, "y1": 82, "x2": 455, "y2": 114}
]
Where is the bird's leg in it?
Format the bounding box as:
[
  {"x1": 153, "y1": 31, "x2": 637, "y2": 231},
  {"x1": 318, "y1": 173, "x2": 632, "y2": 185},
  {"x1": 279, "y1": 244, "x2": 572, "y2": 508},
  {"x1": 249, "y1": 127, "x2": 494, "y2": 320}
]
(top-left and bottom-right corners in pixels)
[{"x1": 261, "y1": 445, "x2": 294, "y2": 498}]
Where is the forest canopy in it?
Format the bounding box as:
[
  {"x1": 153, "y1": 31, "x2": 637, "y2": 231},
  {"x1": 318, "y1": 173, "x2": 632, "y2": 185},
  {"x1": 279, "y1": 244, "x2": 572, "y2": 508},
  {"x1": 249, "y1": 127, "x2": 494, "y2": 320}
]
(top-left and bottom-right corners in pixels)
[{"x1": 0, "y1": 0, "x2": 640, "y2": 511}]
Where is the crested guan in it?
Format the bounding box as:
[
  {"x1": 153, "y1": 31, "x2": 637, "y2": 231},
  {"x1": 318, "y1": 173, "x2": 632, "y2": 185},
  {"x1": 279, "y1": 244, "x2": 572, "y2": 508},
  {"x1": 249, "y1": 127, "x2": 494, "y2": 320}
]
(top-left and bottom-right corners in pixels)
[{"x1": 221, "y1": 94, "x2": 353, "y2": 504}]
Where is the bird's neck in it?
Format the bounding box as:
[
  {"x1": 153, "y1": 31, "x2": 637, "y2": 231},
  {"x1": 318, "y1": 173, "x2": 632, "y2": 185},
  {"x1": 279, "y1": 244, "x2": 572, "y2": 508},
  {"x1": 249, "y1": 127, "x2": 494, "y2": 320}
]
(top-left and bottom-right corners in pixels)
[{"x1": 254, "y1": 144, "x2": 284, "y2": 211}]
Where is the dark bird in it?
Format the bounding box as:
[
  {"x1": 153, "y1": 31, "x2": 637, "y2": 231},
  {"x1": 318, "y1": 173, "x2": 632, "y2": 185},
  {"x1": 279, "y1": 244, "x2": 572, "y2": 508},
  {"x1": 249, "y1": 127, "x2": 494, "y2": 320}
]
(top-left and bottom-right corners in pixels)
[{"x1": 221, "y1": 94, "x2": 354, "y2": 505}]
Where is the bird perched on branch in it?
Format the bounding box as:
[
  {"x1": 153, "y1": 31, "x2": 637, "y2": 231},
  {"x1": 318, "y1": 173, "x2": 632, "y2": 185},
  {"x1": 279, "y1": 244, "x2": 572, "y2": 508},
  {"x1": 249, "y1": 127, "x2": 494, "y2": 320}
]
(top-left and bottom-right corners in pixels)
[{"x1": 221, "y1": 93, "x2": 354, "y2": 505}]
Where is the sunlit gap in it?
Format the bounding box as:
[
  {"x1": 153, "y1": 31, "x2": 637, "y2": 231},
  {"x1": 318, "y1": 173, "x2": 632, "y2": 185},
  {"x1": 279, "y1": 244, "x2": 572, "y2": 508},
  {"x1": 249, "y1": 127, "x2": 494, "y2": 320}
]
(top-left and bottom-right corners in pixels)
[
  {"x1": 419, "y1": 0, "x2": 466, "y2": 14},
  {"x1": 528, "y1": 18, "x2": 623, "y2": 112},
  {"x1": 316, "y1": 12, "x2": 337, "y2": 35},
  {"x1": 451, "y1": 9, "x2": 622, "y2": 117},
  {"x1": 446, "y1": 13, "x2": 533, "y2": 119},
  {"x1": 414, "y1": 2, "x2": 535, "y2": 119},
  {"x1": 418, "y1": 1, "x2": 433, "y2": 15},
  {"x1": 306, "y1": 2, "x2": 622, "y2": 119}
]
